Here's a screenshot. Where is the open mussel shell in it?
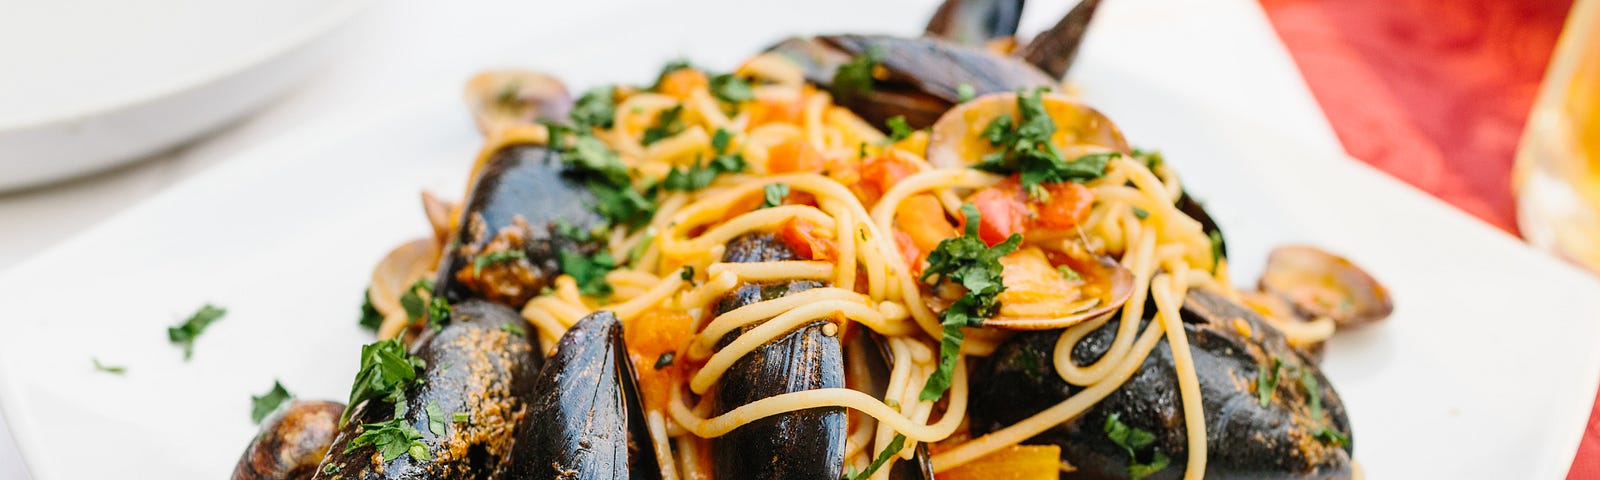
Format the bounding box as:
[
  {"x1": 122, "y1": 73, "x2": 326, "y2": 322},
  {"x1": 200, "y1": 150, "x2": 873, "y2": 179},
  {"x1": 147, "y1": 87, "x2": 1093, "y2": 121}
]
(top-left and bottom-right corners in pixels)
[
  {"x1": 232, "y1": 400, "x2": 345, "y2": 480},
  {"x1": 464, "y1": 69, "x2": 572, "y2": 136},
  {"x1": 923, "y1": 0, "x2": 1026, "y2": 47},
  {"x1": 1259, "y1": 245, "x2": 1393, "y2": 328},
  {"x1": 984, "y1": 253, "x2": 1135, "y2": 330},
  {"x1": 969, "y1": 289, "x2": 1354, "y2": 479},
  {"x1": 844, "y1": 331, "x2": 936, "y2": 479},
  {"x1": 926, "y1": 91, "x2": 1129, "y2": 170}
]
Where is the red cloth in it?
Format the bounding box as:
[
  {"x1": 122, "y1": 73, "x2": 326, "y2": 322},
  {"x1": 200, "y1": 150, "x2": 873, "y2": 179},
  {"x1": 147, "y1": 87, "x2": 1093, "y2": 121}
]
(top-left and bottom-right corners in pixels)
[{"x1": 1256, "y1": 0, "x2": 1595, "y2": 475}]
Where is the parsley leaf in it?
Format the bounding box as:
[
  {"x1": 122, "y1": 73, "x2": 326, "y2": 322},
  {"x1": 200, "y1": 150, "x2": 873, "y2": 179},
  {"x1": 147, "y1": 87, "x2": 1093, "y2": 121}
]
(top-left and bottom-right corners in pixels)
[
  {"x1": 168, "y1": 304, "x2": 226, "y2": 360},
  {"x1": 832, "y1": 47, "x2": 884, "y2": 100},
  {"x1": 971, "y1": 88, "x2": 1110, "y2": 196},
  {"x1": 1299, "y1": 370, "x2": 1348, "y2": 446},
  {"x1": 956, "y1": 83, "x2": 976, "y2": 103},
  {"x1": 762, "y1": 183, "x2": 790, "y2": 208},
  {"x1": 842, "y1": 434, "x2": 906, "y2": 480},
  {"x1": 884, "y1": 115, "x2": 913, "y2": 143},
  {"x1": 566, "y1": 136, "x2": 631, "y2": 186},
  {"x1": 499, "y1": 322, "x2": 526, "y2": 336},
  {"x1": 1132, "y1": 148, "x2": 1164, "y2": 170},
  {"x1": 1257, "y1": 357, "x2": 1282, "y2": 407},
  {"x1": 340, "y1": 338, "x2": 426, "y2": 426},
  {"x1": 251, "y1": 380, "x2": 293, "y2": 424},
  {"x1": 1057, "y1": 264, "x2": 1081, "y2": 281},
  {"x1": 452, "y1": 412, "x2": 470, "y2": 423},
  {"x1": 1105, "y1": 413, "x2": 1170, "y2": 480},
  {"x1": 559, "y1": 250, "x2": 617, "y2": 298},
  {"x1": 399, "y1": 278, "x2": 434, "y2": 323},
  {"x1": 425, "y1": 400, "x2": 446, "y2": 437},
  {"x1": 571, "y1": 87, "x2": 616, "y2": 131},
  {"x1": 641, "y1": 105, "x2": 686, "y2": 146},
  {"x1": 91, "y1": 358, "x2": 126, "y2": 375},
  {"x1": 1209, "y1": 230, "x2": 1226, "y2": 273},
  {"x1": 359, "y1": 290, "x2": 383, "y2": 332},
  {"x1": 346, "y1": 417, "x2": 429, "y2": 462},
  {"x1": 588, "y1": 180, "x2": 658, "y2": 229},
  {"x1": 917, "y1": 203, "x2": 1020, "y2": 401},
  {"x1": 472, "y1": 249, "x2": 527, "y2": 276},
  {"x1": 709, "y1": 74, "x2": 754, "y2": 103},
  {"x1": 628, "y1": 228, "x2": 656, "y2": 265}
]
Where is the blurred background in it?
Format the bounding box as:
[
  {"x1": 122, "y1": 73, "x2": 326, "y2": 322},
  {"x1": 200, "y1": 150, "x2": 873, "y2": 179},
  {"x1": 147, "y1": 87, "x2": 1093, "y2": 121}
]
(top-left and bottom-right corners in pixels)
[{"x1": 0, "y1": 0, "x2": 1593, "y2": 477}]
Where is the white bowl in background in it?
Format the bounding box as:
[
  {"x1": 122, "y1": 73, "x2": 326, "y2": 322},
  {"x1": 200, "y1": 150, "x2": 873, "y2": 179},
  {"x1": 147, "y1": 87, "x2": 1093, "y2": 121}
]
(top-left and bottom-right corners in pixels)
[{"x1": 0, "y1": 0, "x2": 371, "y2": 191}]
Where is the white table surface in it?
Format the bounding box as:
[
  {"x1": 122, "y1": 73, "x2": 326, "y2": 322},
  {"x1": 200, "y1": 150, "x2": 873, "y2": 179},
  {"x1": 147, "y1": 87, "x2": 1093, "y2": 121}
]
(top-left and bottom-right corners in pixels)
[{"x1": 0, "y1": 0, "x2": 1340, "y2": 477}]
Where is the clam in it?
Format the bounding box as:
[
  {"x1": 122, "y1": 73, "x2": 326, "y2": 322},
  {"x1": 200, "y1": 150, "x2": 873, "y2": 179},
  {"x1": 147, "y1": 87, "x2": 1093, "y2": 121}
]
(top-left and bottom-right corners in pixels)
[
  {"x1": 1258, "y1": 245, "x2": 1393, "y2": 328},
  {"x1": 927, "y1": 91, "x2": 1129, "y2": 170},
  {"x1": 464, "y1": 69, "x2": 572, "y2": 135}
]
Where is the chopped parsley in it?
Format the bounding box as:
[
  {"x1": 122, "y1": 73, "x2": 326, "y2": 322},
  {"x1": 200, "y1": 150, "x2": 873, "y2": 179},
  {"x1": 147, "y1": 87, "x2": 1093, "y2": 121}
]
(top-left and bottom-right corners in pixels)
[
  {"x1": 842, "y1": 434, "x2": 905, "y2": 480},
  {"x1": 571, "y1": 87, "x2": 616, "y2": 130},
  {"x1": 1132, "y1": 148, "x2": 1164, "y2": 170},
  {"x1": 346, "y1": 417, "x2": 429, "y2": 462},
  {"x1": 425, "y1": 400, "x2": 446, "y2": 437},
  {"x1": 341, "y1": 338, "x2": 426, "y2": 426},
  {"x1": 884, "y1": 115, "x2": 913, "y2": 143},
  {"x1": 399, "y1": 278, "x2": 434, "y2": 323},
  {"x1": 1209, "y1": 230, "x2": 1226, "y2": 273},
  {"x1": 972, "y1": 88, "x2": 1110, "y2": 196},
  {"x1": 499, "y1": 322, "x2": 526, "y2": 336},
  {"x1": 680, "y1": 266, "x2": 695, "y2": 282},
  {"x1": 427, "y1": 295, "x2": 450, "y2": 331},
  {"x1": 565, "y1": 135, "x2": 632, "y2": 186},
  {"x1": 322, "y1": 463, "x2": 339, "y2": 475},
  {"x1": 472, "y1": 249, "x2": 527, "y2": 276},
  {"x1": 91, "y1": 358, "x2": 126, "y2": 375},
  {"x1": 251, "y1": 380, "x2": 293, "y2": 423},
  {"x1": 956, "y1": 83, "x2": 977, "y2": 103},
  {"x1": 1056, "y1": 264, "x2": 1081, "y2": 281},
  {"x1": 1299, "y1": 370, "x2": 1348, "y2": 446},
  {"x1": 359, "y1": 290, "x2": 383, "y2": 332},
  {"x1": 168, "y1": 304, "x2": 226, "y2": 360},
  {"x1": 1105, "y1": 413, "x2": 1170, "y2": 480},
  {"x1": 452, "y1": 412, "x2": 471, "y2": 423},
  {"x1": 832, "y1": 47, "x2": 884, "y2": 100},
  {"x1": 588, "y1": 180, "x2": 658, "y2": 228},
  {"x1": 559, "y1": 250, "x2": 618, "y2": 298},
  {"x1": 641, "y1": 105, "x2": 686, "y2": 145},
  {"x1": 709, "y1": 74, "x2": 754, "y2": 103},
  {"x1": 661, "y1": 131, "x2": 748, "y2": 192},
  {"x1": 917, "y1": 203, "x2": 1021, "y2": 401},
  {"x1": 762, "y1": 183, "x2": 790, "y2": 208},
  {"x1": 1132, "y1": 207, "x2": 1150, "y2": 219},
  {"x1": 628, "y1": 228, "x2": 656, "y2": 265},
  {"x1": 1257, "y1": 357, "x2": 1282, "y2": 407},
  {"x1": 654, "y1": 352, "x2": 675, "y2": 369}
]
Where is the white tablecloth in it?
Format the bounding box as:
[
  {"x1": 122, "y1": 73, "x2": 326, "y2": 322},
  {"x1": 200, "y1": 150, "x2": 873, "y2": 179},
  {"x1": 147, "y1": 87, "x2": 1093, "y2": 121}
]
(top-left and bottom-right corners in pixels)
[{"x1": 0, "y1": 0, "x2": 1340, "y2": 477}]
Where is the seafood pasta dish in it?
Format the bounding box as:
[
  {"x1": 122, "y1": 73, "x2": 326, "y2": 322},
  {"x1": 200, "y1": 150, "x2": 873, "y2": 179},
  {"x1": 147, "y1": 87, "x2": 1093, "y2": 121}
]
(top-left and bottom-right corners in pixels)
[{"x1": 231, "y1": 1, "x2": 1393, "y2": 479}]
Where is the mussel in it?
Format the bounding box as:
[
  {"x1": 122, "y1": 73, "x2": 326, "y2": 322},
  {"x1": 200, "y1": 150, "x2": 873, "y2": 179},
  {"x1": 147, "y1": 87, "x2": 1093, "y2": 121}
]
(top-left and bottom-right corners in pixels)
[
  {"x1": 313, "y1": 300, "x2": 543, "y2": 479},
  {"x1": 923, "y1": 0, "x2": 1026, "y2": 47},
  {"x1": 233, "y1": 400, "x2": 346, "y2": 480},
  {"x1": 969, "y1": 289, "x2": 1354, "y2": 479},
  {"x1": 709, "y1": 233, "x2": 848, "y2": 479},
  {"x1": 507, "y1": 311, "x2": 661, "y2": 479}
]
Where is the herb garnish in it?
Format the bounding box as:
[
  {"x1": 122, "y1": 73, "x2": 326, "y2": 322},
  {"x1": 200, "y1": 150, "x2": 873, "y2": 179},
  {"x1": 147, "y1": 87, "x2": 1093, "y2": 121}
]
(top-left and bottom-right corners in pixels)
[
  {"x1": 399, "y1": 279, "x2": 434, "y2": 323},
  {"x1": 251, "y1": 381, "x2": 293, "y2": 423},
  {"x1": 1132, "y1": 148, "x2": 1164, "y2": 170},
  {"x1": 359, "y1": 290, "x2": 383, "y2": 332},
  {"x1": 641, "y1": 105, "x2": 686, "y2": 145},
  {"x1": 1299, "y1": 370, "x2": 1348, "y2": 446},
  {"x1": 571, "y1": 87, "x2": 616, "y2": 131},
  {"x1": 709, "y1": 74, "x2": 754, "y2": 103},
  {"x1": 917, "y1": 203, "x2": 1021, "y2": 400},
  {"x1": 1105, "y1": 413, "x2": 1171, "y2": 479},
  {"x1": 956, "y1": 83, "x2": 976, "y2": 103},
  {"x1": 832, "y1": 47, "x2": 884, "y2": 100},
  {"x1": 168, "y1": 304, "x2": 226, "y2": 360},
  {"x1": 1056, "y1": 265, "x2": 1081, "y2": 282},
  {"x1": 452, "y1": 412, "x2": 470, "y2": 423},
  {"x1": 91, "y1": 358, "x2": 126, "y2": 375},
  {"x1": 1208, "y1": 230, "x2": 1225, "y2": 273},
  {"x1": 425, "y1": 400, "x2": 446, "y2": 436},
  {"x1": 346, "y1": 417, "x2": 429, "y2": 462},
  {"x1": 884, "y1": 115, "x2": 913, "y2": 143},
  {"x1": 972, "y1": 88, "x2": 1110, "y2": 197},
  {"x1": 1257, "y1": 357, "x2": 1282, "y2": 407},
  {"x1": 842, "y1": 434, "x2": 906, "y2": 480},
  {"x1": 628, "y1": 228, "x2": 656, "y2": 265},
  {"x1": 322, "y1": 463, "x2": 339, "y2": 475},
  {"x1": 472, "y1": 249, "x2": 527, "y2": 276},
  {"x1": 1133, "y1": 207, "x2": 1150, "y2": 219},
  {"x1": 680, "y1": 266, "x2": 695, "y2": 282},
  {"x1": 341, "y1": 338, "x2": 426, "y2": 426},
  {"x1": 499, "y1": 322, "x2": 526, "y2": 336},
  {"x1": 659, "y1": 128, "x2": 748, "y2": 191},
  {"x1": 559, "y1": 250, "x2": 617, "y2": 298},
  {"x1": 762, "y1": 183, "x2": 790, "y2": 208}
]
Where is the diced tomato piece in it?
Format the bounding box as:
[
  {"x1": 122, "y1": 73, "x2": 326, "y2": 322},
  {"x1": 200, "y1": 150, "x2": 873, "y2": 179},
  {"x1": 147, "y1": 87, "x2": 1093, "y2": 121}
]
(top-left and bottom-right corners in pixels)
[
  {"x1": 896, "y1": 194, "x2": 957, "y2": 254},
  {"x1": 657, "y1": 68, "x2": 708, "y2": 99},
  {"x1": 1033, "y1": 181, "x2": 1095, "y2": 229},
  {"x1": 767, "y1": 137, "x2": 825, "y2": 173},
  {"x1": 962, "y1": 180, "x2": 1029, "y2": 246},
  {"x1": 780, "y1": 218, "x2": 837, "y2": 261},
  {"x1": 747, "y1": 89, "x2": 807, "y2": 127},
  {"x1": 855, "y1": 151, "x2": 921, "y2": 204},
  {"x1": 623, "y1": 309, "x2": 695, "y2": 411}
]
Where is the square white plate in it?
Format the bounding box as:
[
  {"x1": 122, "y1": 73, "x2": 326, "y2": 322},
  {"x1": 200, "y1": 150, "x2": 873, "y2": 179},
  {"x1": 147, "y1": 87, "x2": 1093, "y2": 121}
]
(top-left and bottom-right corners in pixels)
[{"x1": 2, "y1": 1, "x2": 1598, "y2": 478}]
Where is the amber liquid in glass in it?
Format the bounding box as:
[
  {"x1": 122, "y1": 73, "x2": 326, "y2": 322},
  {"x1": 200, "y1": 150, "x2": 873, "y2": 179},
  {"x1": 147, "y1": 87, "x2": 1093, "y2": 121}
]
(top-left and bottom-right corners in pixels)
[{"x1": 1514, "y1": 0, "x2": 1600, "y2": 270}]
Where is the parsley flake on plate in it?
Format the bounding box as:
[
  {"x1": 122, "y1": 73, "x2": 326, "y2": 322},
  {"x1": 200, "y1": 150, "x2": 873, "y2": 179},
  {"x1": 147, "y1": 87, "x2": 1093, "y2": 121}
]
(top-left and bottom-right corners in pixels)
[
  {"x1": 250, "y1": 380, "x2": 293, "y2": 424},
  {"x1": 168, "y1": 304, "x2": 225, "y2": 360}
]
